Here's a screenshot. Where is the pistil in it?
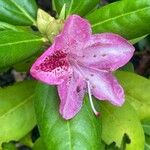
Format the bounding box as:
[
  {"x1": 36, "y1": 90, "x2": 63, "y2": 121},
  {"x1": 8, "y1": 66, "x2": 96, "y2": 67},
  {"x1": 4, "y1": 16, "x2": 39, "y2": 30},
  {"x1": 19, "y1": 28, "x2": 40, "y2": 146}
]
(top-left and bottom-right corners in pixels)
[{"x1": 87, "y1": 81, "x2": 100, "y2": 116}]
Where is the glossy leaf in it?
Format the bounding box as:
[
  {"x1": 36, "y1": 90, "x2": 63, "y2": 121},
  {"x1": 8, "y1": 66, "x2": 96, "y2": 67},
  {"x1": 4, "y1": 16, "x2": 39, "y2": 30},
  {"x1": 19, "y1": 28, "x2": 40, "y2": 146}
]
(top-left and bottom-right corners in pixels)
[
  {"x1": 86, "y1": 0, "x2": 150, "y2": 40},
  {"x1": 101, "y1": 101, "x2": 145, "y2": 150},
  {"x1": 33, "y1": 138, "x2": 45, "y2": 150},
  {"x1": 130, "y1": 35, "x2": 148, "y2": 44},
  {"x1": 52, "y1": 0, "x2": 99, "y2": 17},
  {"x1": 35, "y1": 83, "x2": 102, "y2": 150},
  {"x1": 116, "y1": 71, "x2": 150, "y2": 120},
  {"x1": 0, "y1": 21, "x2": 20, "y2": 31},
  {"x1": 13, "y1": 51, "x2": 43, "y2": 72},
  {"x1": 145, "y1": 135, "x2": 150, "y2": 150},
  {"x1": 119, "y1": 62, "x2": 134, "y2": 72},
  {"x1": 0, "y1": 31, "x2": 44, "y2": 68},
  {"x1": 142, "y1": 119, "x2": 150, "y2": 136},
  {"x1": 2, "y1": 142, "x2": 17, "y2": 150},
  {"x1": 0, "y1": 81, "x2": 36, "y2": 146},
  {"x1": 19, "y1": 133, "x2": 34, "y2": 148},
  {"x1": 0, "y1": 0, "x2": 37, "y2": 25}
]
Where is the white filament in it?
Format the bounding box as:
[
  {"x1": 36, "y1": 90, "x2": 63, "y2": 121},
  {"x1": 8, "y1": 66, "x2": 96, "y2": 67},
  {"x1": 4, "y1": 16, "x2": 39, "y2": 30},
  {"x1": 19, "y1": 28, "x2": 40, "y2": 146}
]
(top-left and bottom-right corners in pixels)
[{"x1": 87, "y1": 81, "x2": 99, "y2": 116}]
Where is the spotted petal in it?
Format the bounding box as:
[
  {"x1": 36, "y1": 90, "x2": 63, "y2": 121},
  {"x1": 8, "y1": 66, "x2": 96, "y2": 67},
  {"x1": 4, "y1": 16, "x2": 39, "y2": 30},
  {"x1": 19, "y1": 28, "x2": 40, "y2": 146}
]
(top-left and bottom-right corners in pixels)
[
  {"x1": 56, "y1": 15, "x2": 91, "y2": 56},
  {"x1": 58, "y1": 73, "x2": 86, "y2": 120},
  {"x1": 82, "y1": 67, "x2": 124, "y2": 106},
  {"x1": 30, "y1": 45, "x2": 72, "y2": 85},
  {"x1": 79, "y1": 33, "x2": 135, "y2": 71}
]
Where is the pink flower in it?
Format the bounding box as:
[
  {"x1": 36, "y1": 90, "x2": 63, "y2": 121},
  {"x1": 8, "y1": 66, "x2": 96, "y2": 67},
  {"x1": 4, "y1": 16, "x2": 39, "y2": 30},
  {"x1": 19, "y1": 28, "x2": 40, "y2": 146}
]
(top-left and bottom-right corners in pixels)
[{"x1": 30, "y1": 15, "x2": 135, "y2": 120}]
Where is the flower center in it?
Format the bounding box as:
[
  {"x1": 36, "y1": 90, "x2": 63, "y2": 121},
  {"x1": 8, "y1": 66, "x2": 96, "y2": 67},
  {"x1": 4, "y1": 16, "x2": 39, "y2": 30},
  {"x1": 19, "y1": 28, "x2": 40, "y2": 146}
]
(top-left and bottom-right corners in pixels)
[
  {"x1": 37, "y1": 51, "x2": 68, "y2": 72},
  {"x1": 72, "y1": 61, "x2": 100, "y2": 116}
]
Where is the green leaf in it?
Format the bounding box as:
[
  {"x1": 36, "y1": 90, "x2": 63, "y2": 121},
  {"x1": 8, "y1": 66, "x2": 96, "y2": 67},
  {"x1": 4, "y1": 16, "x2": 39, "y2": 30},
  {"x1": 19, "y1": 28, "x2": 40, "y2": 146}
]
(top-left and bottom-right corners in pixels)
[
  {"x1": 145, "y1": 135, "x2": 150, "y2": 150},
  {"x1": 33, "y1": 138, "x2": 45, "y2": 150},
  {"x1": 86, "y1": 0, "x2": 150, "y2": 40},
  {"x1": 101, "y1": 101, "x2": 145, "y2": 150},
  {"x1": 115, "y1": 71, "x2": 150, "y2": 120},
  {"x1": 0, "y1": 0, "x2": 37, "y2": 25},
  {"x1": 2, "y1": 142, "x2": 17, "y2": 150},
  {"x1": 142, "y1": 119, "x2": 150, "y2": 136},
  {"x1": 52, "y1": 0, "x2": 99, "y2": 17},
  {"x1": 13, "y1": 51, "x2": 43, "y2": 72},
  {"x1": 0, "y1": 30, "x2": 44, "y2": 68},
  {"x1": 119, "y1": 62, "x2": 134, "y2": 72},
  {"x1": 35, "y1": 83, "x2": 102, "y2": 150},
  {"x1": 0, "y1": 21, "x2": 20, "y2": 31},
  {"x1": 19, "y1": 133, "x2": 34, "y2": 148},
  {"x1": 130, "y1": 35, "x2": 148, "y2": 44},
  {"x1": 0, "y1": 80, "x2": 36, "y2": 146}
]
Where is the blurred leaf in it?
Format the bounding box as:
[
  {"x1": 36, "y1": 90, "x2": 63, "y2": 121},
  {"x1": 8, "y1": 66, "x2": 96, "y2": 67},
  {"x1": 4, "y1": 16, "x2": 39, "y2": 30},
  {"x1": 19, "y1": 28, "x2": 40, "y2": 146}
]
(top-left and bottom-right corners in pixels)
[
  {"x1": 86, "y1": 0, "x2": 150, "y2": 40},
  {"x1": 142, "y1": 119, "x2": 150, "y2": 136},
  {"x1": 145, "y1": 135, "x2": 150, "y2": 150},
  {"x1": 0, "y1": 22, "x2": 20, "y2": 31},
  {"x1": 116, "y1": 71, "x2": 150, "y2": 120},
  {"x1": 52, "y1": 0, "x2": 99, "y2": 17},
  {"x1": 119, "y1": 62, "x2": 134, "y2": 72},
  {"x1": 101, "y1": 101, "x2": 145, "y2": 150},
  {"x1": 33, "y1": 138, "x2": 45, "y2": 150},
  {"x1": 130, "y1": 35, "x2": 148, "y2": 44},
  {"x1": 0, "y1": 30, "x2": 44, "y2": 69},
  {"x1": 2, "y1": 142, "x2": 17, "y2": 150},
  {"x1": 13, "y1": 55, "x2": 40, "y2": 72},
  {"x1": 35, "y1": 84, "x2": 102, "y2": 150},
  {"x1": 20, "y1": 133, "x2": 34, "y2": 148},
  {"x1": 0, "y1": 0, "x2": 37, "y2": 25},
  {"x1": 138, "y1": 35, "x2": 150, "y2": 51},
  {"x1": 0, "y1": 80, "x2": 36, "y2": 146}
]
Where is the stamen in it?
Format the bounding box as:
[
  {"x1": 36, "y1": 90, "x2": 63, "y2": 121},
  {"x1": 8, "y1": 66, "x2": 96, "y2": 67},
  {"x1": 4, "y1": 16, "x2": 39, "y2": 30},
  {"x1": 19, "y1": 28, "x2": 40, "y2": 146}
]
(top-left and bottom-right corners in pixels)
[{"x1": 87, "y1": 81, "x2": 100, "y2": 116}]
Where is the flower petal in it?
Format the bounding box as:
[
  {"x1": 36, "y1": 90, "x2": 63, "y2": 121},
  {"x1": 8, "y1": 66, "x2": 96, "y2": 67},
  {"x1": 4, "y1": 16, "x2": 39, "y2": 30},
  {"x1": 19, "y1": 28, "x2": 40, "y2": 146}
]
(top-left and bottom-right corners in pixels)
[
  {"x1": 55, "y1": 15, "x2": 91, "y2": 56},
  {"x1": 62, "y1": 15, "x2": 91, "y2": 43},
  {"x1": 82, "y1": 67, "x2": 124, "y2": 106},
  {"x1": 30, "y1": 45, "x2": 72, "y2": 85},
  {"x1": 58, "y1": 73, "x2": 86, "y2": 120},
  {"x1": 79, "y1": 33, "x2": 135, "y2": 71}
]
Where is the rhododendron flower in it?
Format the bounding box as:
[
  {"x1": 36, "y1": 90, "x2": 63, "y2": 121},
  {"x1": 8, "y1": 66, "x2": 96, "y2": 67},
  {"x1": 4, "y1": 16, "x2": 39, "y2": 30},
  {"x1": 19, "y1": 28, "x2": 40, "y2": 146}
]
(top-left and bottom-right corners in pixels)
[{"x1": 30, "y1": 15, "x2": 135, "y2": 120}]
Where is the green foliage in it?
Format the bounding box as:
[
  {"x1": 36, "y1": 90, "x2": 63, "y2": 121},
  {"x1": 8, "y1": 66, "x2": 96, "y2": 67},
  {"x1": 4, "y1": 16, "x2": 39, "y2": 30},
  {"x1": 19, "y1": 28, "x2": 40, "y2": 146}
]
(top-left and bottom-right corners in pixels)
[
  {"x1": 0, "y1": 31, "x2": 44, "y2": 69},
  {"x1": 101, "y1": 101, "x2": 144, "y2": 150},
  {"x1": 35, "y1": 83, "x2": 102, "y2": 150},
  {"x1": 116, "y1": 71, "x2": 150, "y2": 120},
  {"x1": 0, "y1": 22, "x2": 21, "y2": 31},
  {"x1": 86, "y1": 0, "x2": 150, "y2": 40},
  {"x1": 119, "y1": 62, "x2": 134, "y2": 72},
  {"x1": 52, "y1": 0, "x2": 100, "y2": 17},
  {"x1": 33, "y1": 138, "x2": 45, "y2": 150},
  {"x1": 0, "y1": 0, "x2": 150, "y2": 149},
  {"x1": 0, "y1": 0, "x2": 37, "y2": 25},
  {"x1": 142, "y1": 119, "x2": 150, "y2": 136},
  {"x1": 2, "y1": 142, "x2": 17, "y2": 150},
  {"x1": 0, "y1": 80, "x2": 36, "y2": 146},
  {"x1": 145, "y1": 135, "x2": 150, "y2": 150}
]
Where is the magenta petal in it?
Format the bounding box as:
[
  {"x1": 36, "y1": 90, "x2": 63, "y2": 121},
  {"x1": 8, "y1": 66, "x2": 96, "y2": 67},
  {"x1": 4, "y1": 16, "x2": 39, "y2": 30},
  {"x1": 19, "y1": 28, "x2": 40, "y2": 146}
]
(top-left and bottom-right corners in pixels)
[
  {"x1": 58, "y1": 74, "x2": 86, "y2": 120},
  {"x1": 30, "y1": 45, "x2": 72, "y2": 85},
  {"x1": 83, "y1": 67, "x2": 124, "y2": 106},
  {"x1": 62, "y1": 15, "x2": 91, "y2": 43},
  {"x1": 52, "y1": 15, "x2": 92, "y2": 56},
  {"x1": 80, "y1": 33, "x2": 135, "y2": 71}
]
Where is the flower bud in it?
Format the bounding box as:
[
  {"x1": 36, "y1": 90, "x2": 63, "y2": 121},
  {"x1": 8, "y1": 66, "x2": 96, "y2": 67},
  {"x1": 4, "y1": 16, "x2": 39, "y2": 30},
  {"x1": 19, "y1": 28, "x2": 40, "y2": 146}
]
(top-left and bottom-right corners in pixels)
[{"x1": 37, "y1": 9, "x2": 64, "y2": 42}]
